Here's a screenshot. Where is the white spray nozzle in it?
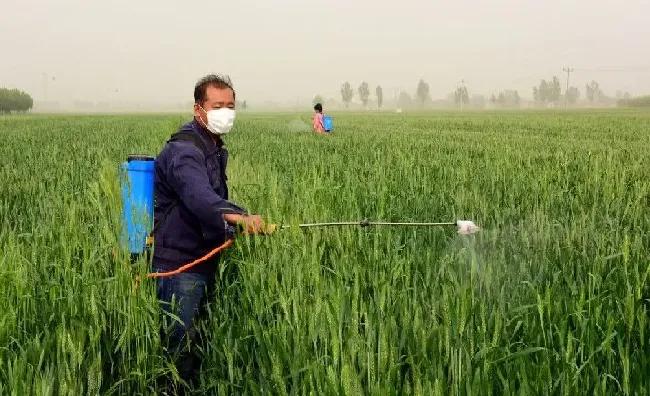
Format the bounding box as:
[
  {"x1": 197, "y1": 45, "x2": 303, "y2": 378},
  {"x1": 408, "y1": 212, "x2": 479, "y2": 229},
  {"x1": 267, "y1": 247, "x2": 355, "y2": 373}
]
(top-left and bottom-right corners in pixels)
[{"x1": 456, "y1": 220, "x2": 480, "y2": 234}]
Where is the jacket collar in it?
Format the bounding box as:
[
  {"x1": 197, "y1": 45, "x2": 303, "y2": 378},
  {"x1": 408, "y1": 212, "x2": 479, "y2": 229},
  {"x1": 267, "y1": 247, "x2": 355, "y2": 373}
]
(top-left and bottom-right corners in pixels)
[{"x1": 192, "y1": 118, "x2": 225, "y2": 149}]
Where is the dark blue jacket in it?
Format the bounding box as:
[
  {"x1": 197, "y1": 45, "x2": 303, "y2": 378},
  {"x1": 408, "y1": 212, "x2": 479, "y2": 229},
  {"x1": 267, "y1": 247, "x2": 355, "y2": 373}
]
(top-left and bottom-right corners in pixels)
[{"x1": 152, "y1": 119, "x2": 247, "y2": 274}]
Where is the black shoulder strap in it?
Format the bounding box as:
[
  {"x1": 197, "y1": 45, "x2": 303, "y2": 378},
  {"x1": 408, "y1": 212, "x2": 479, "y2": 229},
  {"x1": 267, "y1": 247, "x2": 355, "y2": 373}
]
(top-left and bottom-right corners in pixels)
[
  {"x1": 148, "y1": 131, "x2": 210, "y2": 242},
  {"x1": 167, "y1": 130, "x2": 210, "y2": 157}
]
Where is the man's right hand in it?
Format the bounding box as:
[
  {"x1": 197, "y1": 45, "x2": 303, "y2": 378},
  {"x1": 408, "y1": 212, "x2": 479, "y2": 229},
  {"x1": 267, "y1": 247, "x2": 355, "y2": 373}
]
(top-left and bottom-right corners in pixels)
[{"x1": 224, "y1": 213, "x2": 274, "y2": 235}]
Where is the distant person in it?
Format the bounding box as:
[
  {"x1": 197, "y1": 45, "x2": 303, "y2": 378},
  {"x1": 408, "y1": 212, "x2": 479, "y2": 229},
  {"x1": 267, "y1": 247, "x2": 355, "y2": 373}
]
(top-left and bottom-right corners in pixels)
[{"x1": 312, "y1": 103, "x2": 332, "y2": 134}]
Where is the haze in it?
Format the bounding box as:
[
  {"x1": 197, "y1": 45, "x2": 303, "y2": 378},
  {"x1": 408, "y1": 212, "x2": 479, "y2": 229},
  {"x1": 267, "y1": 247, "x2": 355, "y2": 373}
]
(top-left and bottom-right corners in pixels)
[{"x1": 1, "y1": 0, "x2": 649, "y2": 110}]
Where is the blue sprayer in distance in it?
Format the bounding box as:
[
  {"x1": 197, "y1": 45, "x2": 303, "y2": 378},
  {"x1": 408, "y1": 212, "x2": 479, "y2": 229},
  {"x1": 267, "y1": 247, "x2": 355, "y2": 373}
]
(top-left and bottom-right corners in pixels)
[
  {"x1": 322, "y1": 114, "x2": 333, "y2": 132},
  {"x1": 120, "y1": 154, "x2": 155, "y2": 256}
]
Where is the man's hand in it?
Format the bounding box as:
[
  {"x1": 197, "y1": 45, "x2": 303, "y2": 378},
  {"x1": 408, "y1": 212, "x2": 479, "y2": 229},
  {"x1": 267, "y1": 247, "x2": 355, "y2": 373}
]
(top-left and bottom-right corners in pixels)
[{"x1": 224, "y1": 213, "x2": 275, "y2": 235}]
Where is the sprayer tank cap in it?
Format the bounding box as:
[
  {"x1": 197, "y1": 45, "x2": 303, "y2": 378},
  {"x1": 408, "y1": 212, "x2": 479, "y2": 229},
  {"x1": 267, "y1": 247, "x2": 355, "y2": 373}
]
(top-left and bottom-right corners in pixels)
[{"x1": 127, "y1": 154, "x2": 155, "y2": 162}]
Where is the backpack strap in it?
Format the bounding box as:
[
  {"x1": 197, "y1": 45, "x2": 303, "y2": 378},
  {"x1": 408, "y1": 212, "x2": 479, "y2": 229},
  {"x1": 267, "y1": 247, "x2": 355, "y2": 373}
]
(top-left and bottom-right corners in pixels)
[
  {"x1": 146, "y1": 131, "x2": 211, "y2": 245},
  {"x1": 167, "y1": 130, "x2": 210, "y2": 157}
]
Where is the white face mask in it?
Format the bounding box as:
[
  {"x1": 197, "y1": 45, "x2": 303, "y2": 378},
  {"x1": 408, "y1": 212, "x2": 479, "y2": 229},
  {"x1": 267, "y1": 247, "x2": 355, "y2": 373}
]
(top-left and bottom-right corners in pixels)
[{"x1": 201, "y1": 107, "x2": 236, "y2": 135}]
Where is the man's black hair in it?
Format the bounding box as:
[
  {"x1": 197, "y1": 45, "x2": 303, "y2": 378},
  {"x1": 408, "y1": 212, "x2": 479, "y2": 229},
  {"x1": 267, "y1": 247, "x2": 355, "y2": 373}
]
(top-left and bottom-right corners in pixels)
[
  {"x1": 194, "y1": 74, "x2": 236, "y2": 104},
  {"x1": 314, "y1": 103, "x2": 323, "y2": 112}
]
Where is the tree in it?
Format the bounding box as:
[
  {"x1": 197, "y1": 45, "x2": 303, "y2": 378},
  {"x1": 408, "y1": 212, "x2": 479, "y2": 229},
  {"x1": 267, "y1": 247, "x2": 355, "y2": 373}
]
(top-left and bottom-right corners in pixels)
[
  {"x1": 415, "y1": 79, "x2": 430, "y2": 107},
  {"x1": 585, "y1": 80, "x2": 603, "y2": 103},
  {"x1": 498, "y1": 92, "x2": 506, "y2": 106},
  {"x1": 340, "y1": 82, "x2": 354, "y2": 108},
  {"x1": 537, "y1": 80, "x2": 549, "y2": 103},
  {"x1": 540, "y1": 80, "x2": 549, "y2": 103},
  {"x1": 358, "y1": 82, "x2": 370, "y2": 108},
  {"x1": 235, "y1": 100, "x2": 248, "y2": 110},
  {"x1": 533, "y1": 79, "x2": 550, "y2": 105},
  {"x1": 312, "y1": 94, "x2": 324, "y2": 106},
  {"x1": 566, "y1": 87, "x2": 580, "y2": 105},
  {"x1": 548, "y1": 76, "x2": 561, "y2": 106},
  {"x1": 0, "y1": 88, "x2": 33, "y2": 114},
  {"x1": 397, "y1": 91, "x2": 412, "y2": 109},
  {"x1": 376, "y1": 85, "x2": 383, "y2": 109},
  {"x1": 490, "y1": 90, "x2": 520, "y2": 108},
  {"x1": 454, "y1": 85, "x2": 469, "y2": 107},
  {"x1": 507, "y1": 90, "x2": 521, "y2": 107}
]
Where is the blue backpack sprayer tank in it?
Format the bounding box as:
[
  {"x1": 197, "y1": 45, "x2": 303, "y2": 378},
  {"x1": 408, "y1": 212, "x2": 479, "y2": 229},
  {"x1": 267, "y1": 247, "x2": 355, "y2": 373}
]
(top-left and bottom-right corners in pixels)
[
  {"x1": 322, "y1": 114, "x2": 333, "y2": 132},
  {"x1": 120, "y1": 154, "x2": 155, "y2": 261}
]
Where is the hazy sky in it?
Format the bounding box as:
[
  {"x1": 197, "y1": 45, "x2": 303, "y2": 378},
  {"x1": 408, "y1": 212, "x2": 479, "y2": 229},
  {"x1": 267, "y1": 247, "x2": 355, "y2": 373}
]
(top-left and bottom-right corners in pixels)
[{"x1": 2, "y1": 0, "x2": 649, "y2": 105}]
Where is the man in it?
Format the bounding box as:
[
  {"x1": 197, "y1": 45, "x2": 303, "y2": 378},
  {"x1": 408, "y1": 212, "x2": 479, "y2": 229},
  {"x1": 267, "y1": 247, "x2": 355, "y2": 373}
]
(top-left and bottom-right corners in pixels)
[{"x1": 152, "y1": 74, "x2": 269, "y2": 390}]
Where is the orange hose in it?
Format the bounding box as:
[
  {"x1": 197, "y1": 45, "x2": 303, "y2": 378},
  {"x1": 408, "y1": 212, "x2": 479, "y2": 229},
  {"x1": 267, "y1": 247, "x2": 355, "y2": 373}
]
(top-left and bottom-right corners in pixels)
[
  {"x1": 134, "y1": 237, "x2": 235, "y2": 282},
  {"x1": 133, "y1": 223, "x2": 277, "y2": 282}
]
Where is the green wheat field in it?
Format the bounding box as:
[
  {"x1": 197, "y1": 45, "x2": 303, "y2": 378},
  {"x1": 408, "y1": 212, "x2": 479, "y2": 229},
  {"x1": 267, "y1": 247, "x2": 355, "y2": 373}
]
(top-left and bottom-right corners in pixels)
[{"x1": 1, "y1": 110, "x2": 649, "y2": 395}]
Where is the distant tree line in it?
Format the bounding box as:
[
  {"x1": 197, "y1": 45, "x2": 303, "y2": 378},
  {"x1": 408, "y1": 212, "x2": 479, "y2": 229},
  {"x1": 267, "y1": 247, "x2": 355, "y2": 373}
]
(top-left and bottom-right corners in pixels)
[
  {"x1": 491, "y1": 90, "x2": 521, "y2": 108},
  {"x1": 313, "y1": 82, "x2": 384, "y2": 110},
  {"x1": 618, "y1": 95, "x2": 650, "y2": 108},
  {"x1": 0, "y1": 88, "x2": 33, "y2": 114},
  {"x1": 310, "y1": 76, "x2": 640, "y2": 110}
]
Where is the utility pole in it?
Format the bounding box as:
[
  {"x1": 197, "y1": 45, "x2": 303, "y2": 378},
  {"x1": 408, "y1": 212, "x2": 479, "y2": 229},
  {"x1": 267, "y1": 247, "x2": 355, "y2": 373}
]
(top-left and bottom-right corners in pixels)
[{"x1": 563, "y1": 66, "x2": 573, "y2": 109}]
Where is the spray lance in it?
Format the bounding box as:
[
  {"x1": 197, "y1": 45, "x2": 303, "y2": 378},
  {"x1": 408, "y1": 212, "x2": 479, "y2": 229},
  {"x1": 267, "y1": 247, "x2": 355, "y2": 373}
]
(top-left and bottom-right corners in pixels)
[
  {"x1": 276, "y1": 219, "x2": 479, "y2": 234},
  {"x1": 119, "y1": 154, "x2": 480, "y2": 281},
  {"x1": 131, "y1": 219, "x2": 480, "y2": 281}
]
